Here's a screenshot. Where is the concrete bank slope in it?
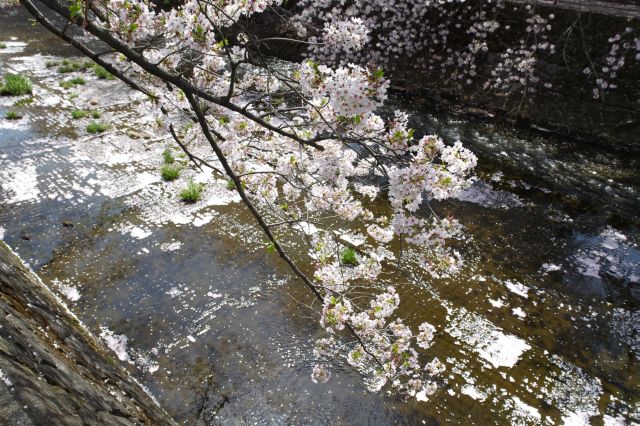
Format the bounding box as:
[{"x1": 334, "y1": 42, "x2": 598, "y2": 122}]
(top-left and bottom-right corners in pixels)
[{"x1": 0, "y1": 242, "x2": 175, "y2": 426}]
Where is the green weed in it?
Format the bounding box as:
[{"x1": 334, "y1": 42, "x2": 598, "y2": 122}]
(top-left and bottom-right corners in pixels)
[
  {"x1": 86, "y1": 122, "x2": 109, "y2": 133},
  {"x1": 0, "y1": 74, "x2": 33, "y2": 96},
  {"x1": 161, "y1": 163, "x2": 181, "y2": 181},
  {"x1": 94, "y1": 66, "x2": 115, "y2": 80},
  {"x1": 60, "y1": 76, "x2": 86, "y2": 89},
  {"x1": 71, "y1": 109, "x2": 88, "y2": 119},
  {"x1": 340, "y1": 247, "x2": 357, "y2": 265},
  {"x1": 179, "y1": 180, "x2": 204, "y2": 203},
  {"x1": 5, "y1": 110, "x2": 23, "y2": 120},
  {"x1": 162, "y1": 148, "x2": 175, "y2": 164}
]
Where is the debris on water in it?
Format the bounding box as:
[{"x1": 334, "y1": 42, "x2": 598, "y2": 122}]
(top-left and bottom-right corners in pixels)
[
  {"x1": 446, "y1": 308, "x2": 531, "y2": 368},
  {"x1": 52, "y1": 279, "x2": 81, "y2": 301},
  {"x1": 160, "y1": 241, "x2": 182, "y2": 252},
  {"x1": 0, "y1": 368, "x2": 13, "y2": 387},
  {"x1": 504, "y1": 280, "x2": 530, "y2": 299},
  {"x1": 540, "y1": 263, "x2": 561, "y2": 273},
  {"x1": 100, "y1": 327, "x2": 131, "y2": 363},
  {"x1": 512, "y1": 307, "x2": 526, "y2": 319},
  {"x1": 454, "y1": 178, "x2": 524, "y2": 209}
]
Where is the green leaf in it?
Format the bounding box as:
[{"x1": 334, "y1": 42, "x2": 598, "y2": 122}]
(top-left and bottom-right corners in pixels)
[{"x1": 69, "y1": 0, "x2": 83, "y2": 19}]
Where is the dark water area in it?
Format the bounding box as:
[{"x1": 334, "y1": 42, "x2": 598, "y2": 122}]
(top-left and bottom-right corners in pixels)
[{"x1": 1, "y1": 6, "x2": 639, "y2": 425}]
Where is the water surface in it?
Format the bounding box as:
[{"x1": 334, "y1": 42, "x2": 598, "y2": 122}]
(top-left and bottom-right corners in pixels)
[{"x1": 1, "y1": 6, "x2": 638, "y2": 425}]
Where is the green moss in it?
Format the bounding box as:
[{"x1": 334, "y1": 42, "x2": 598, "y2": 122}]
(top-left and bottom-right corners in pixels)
[
  {"x1": 0, "y1": 43, "x2": 7, "y2": 49},
  {"x1": 179, "y1": 180, "x2": 204, "y2": 203},
  {"x1": 0, "y1": 74, "x2": 33, "y2": 96},
  {"x1": 5, "y1": 110, "x2": 23, "y2": 120},
  {"x1": 86, "y1": 122, "x2": 109, "y2": 133},
  {"x1": 161, "y1": 163, "x2": 181, "y2": 181},
  {"x1": 340, "y1": 247, "x2": 357, "y2": 265},
  {"x1": 94, "y1": 65, "x2": 115, "y2": 80},
  {"x1": 71, "y1": 109, "x2": 88, "y2": 119}
]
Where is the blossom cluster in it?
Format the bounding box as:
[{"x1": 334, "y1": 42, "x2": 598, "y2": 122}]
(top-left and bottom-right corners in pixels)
[
  {"x1": 293, "y1": 0, "x2": 637, "y2": 98},
  {"x1": 585, "y1": 27, "x2": 639, "y2": 99}
]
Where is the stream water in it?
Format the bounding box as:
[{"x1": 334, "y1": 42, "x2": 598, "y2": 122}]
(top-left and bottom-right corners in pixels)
[{"x1": 1, "y1": 6, "x2": 639, "y2": 425}]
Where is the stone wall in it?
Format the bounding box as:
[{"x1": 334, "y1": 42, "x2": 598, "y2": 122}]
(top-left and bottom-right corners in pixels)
[
  {"x1": 247, "y1": 2, "x2": 639, "y2": 150},
  {"x1": 0, "y1": 242, "x2": 175, "y2": 426}
]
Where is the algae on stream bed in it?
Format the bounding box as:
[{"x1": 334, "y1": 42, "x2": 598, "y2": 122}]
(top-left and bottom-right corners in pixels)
[{"x1": 0, "y1": 6, "x2": 639, "y2": 425}]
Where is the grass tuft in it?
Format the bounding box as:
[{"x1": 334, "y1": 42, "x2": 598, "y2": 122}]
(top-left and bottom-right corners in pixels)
[
  {"x1": 161, "y1": 163, "x2": 181, "y2": 181},
  {"x1": 340, "y1": 247, "x2": 357, "y2": 265},
  {"x1": 94, "y1": 66, "x2": 115, "y2": 80},
  {"x1": 91, "y1": 111, "x2": 101, "y2": 119},
  {"x1": 60, "y1": 76, "x2": 86, "y2": 89},
  {"x1": 13, "y1": 97, "x2": 34, "y2": 107},
  {"x1": 0, "y1": 74, "x2": 33, "y2": 96},
  {"x1": 179, "y1": 180, "x2": 204, "y2": 203},
  {"x1": 162, "y1": 148, "x2": 175, "y2": 164},
  {"x1": 57, "y1": 59, "x2": 92, "y2": 74},
  {"x1": 86, "y1": 122, "x2": 109, "y2": 134},
  {"x1": 5, "y1": 110, "x2": 23, "y2": 120},
  {"x1": 71, "y1": 109, "x2": 88, "y2": 119}
]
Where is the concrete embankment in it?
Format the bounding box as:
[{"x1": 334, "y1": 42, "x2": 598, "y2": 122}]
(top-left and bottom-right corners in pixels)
[{"x1": 0, "y1": 242, "x2": 175, "y2": 426}]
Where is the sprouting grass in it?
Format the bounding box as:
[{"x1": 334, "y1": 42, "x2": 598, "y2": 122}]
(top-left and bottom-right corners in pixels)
[
  {"x1": 179, "y1": 180, "x2": 204, "y2": 203},
  {"x1": 86, "y1": 122, "x2": 109, "y2": 134},
  {"x1": 13, "y1": 97, "x2": 34, "y2": 107},
  {"x1": 161, "y1": 163, "x2": 181, "y2": 181},
  {"x1": 57, "y1": 59, "x2": 93, "y2": 74},
  {"x1": 57, "y1": 64, "x2": 78, "y2": 73},
  {"x1": 45, "y1": 60, "x2": 60, "y2": 68},
  {"x1": 340, "y1": 247, "x2": 357, "y2": 265},
  {"x1": 225, "y1": 179, "x2": 236, "y2": 190},
  {"x1": 94, "y1": 65, "x2": 115, "y2": 80},
  {"x1": 0, "y1": 43, "x2": 6, "y2": 49},
  {"x1": 0, "y1": 74, "x2": 33, "y2": 96},
  {"x1": 162, "y1": 148, "x2": 175, "y2": 164},
  {"x1": 60, "y1": 76, "x2": 86, "y2": 89},
  {"x1": 5, "y1": 110, "x2": 23, "y2": 120},
  {"x1": 91, "y1": 111, "x2": 101, "y2": 119},
  {"x1": 71, "y1": 109, "x2": 88, "y2": 119}
]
